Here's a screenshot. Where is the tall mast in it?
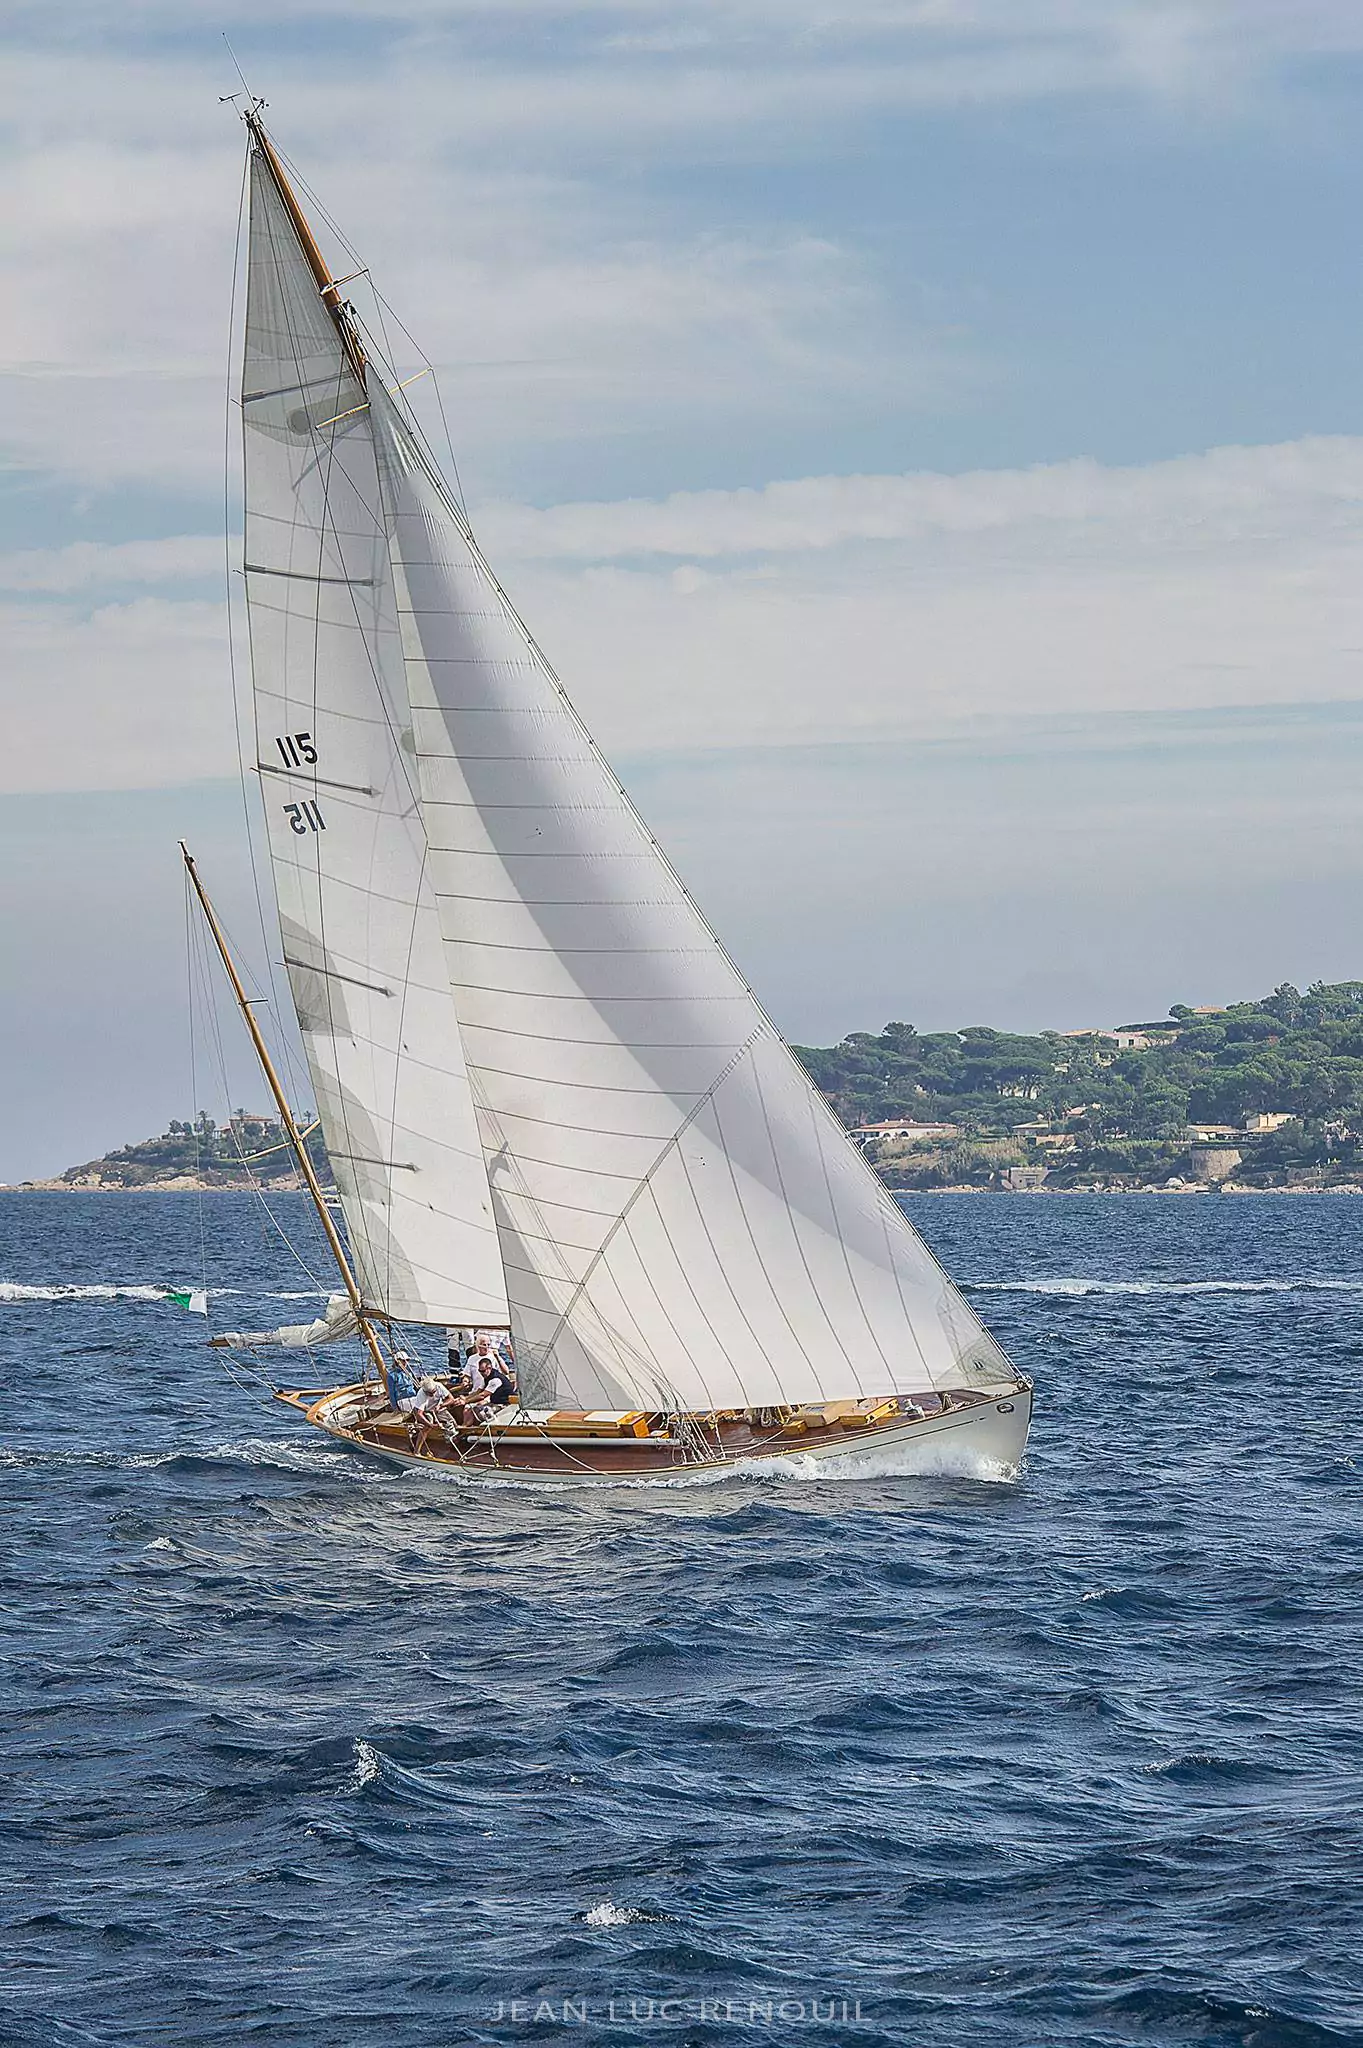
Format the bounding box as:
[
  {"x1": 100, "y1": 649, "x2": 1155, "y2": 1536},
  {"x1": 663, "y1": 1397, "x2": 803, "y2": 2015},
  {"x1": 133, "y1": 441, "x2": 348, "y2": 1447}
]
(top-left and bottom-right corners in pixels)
[
  {"x1": 243, "y1": 109, "x2": 367, "y2": 381},
  {"x1": 181, "y1": 845, "x2": 389, "y2": 1386}
]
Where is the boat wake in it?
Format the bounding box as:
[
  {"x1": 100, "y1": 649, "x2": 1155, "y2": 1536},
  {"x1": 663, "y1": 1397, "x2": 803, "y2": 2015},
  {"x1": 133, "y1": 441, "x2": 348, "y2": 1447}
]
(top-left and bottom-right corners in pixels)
[
  {"x1": 387, "y1": 1437, "x2": 1020, "y2": 1492},
  {"x1": 0, "y1": 1436, "x2": 378, "y2": 1481},
  {"x1": 740, "y1": 1441, "x2": 1021, "y2": 1486}
]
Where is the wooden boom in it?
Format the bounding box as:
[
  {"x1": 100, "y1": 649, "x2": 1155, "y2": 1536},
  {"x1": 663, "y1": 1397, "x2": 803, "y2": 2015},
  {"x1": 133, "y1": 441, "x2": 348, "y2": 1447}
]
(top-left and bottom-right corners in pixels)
[{"x1": 181, "y1": 843, "x2": 388, "y2": 1386}]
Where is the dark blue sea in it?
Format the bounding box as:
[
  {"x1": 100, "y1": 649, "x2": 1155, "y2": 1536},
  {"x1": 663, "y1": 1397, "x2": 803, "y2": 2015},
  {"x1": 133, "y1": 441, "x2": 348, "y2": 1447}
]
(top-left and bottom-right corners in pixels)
[{"x1": 2, "y1": 1191, "x2": 1361, "y2": 2048}]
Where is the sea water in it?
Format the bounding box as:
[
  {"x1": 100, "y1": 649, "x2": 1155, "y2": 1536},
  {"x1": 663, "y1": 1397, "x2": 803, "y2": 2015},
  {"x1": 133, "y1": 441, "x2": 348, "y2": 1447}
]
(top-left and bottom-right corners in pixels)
[{"x1": 1, "y1": 1190, "x2": 1360, "y2": 2048}]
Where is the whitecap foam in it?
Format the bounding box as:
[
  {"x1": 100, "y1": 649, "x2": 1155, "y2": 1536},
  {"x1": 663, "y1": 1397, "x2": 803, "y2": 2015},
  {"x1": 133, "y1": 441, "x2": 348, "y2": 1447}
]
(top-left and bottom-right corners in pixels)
[
  {"x1": 745, "y1": 1441, "x2": 1020, "y2": 1486},
  {"x1": 583, "y1": 1901, "x2": 654, "y2": 1927},
  {"x1": 1143, "y1": 1752, "x2": 1226, "y2": 1776},
  {"x1": 347, "y1": 1739, "x2": 382, "y2": 1791}
]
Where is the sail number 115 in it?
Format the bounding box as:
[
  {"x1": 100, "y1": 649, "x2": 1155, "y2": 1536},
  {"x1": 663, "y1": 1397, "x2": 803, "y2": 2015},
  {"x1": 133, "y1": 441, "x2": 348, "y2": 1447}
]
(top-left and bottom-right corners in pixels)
[{"x1": 275, "y1": 731, "x2": 317, "y2": 768}]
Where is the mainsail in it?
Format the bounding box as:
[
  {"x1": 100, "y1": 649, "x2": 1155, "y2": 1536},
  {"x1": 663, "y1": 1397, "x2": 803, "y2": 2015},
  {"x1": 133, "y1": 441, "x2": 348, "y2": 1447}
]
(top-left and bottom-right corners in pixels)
[
  {"x1": 370, "y1": 387, "x2": 1017, "y2": 1413},
  {"x1": 241, "y1": 143, "x2": 507, "y2": 1329}
]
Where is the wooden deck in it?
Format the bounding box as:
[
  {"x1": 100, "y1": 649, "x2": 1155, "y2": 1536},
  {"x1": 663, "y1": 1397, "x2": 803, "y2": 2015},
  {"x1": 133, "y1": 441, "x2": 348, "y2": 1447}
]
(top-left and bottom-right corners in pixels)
[{"x1": 274, "y1": 1385, "x2": 1002, "y2": 1479}]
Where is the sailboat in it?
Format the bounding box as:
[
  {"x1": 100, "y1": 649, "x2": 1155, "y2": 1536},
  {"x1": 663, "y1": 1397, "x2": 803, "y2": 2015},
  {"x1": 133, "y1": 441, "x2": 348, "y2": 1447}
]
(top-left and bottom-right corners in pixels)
[{"x1": 187, "y1": 106, "x2": 1033, "y2": 1483}]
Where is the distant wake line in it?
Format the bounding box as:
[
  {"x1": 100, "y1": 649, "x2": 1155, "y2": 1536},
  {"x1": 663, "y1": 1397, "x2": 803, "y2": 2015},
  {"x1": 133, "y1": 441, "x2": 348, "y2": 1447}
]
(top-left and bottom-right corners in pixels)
[
  {"x1": 4, "y1": 1274, "x2": 1359, "y2": 1307},
  {"x1": 968, "y1": 1276, "x2": 1363, "y2": 1297},
  {"x1": 0, "y1": 1282, "x2": 324, "y2": 1304}
]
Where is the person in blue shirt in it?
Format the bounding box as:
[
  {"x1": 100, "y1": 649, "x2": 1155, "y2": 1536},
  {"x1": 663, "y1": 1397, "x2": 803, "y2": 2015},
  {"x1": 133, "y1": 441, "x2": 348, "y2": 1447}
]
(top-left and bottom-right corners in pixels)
[{"x1": 384, "y1": 1352, "x2": 423, "y2": 1414}]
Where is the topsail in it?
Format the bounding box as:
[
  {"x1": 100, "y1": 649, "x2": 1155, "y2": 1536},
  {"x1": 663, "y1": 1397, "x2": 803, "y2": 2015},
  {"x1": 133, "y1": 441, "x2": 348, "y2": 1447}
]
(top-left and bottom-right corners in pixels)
[{"x1": 241, "y1": 148, "x2": 507, "y2": 1329}]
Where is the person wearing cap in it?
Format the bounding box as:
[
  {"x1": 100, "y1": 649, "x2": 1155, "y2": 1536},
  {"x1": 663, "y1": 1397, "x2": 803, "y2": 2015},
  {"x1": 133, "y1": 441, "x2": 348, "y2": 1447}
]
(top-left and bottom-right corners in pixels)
[
  {"x1": 384, "y1": 1351, "x2": 425, "y2": 1416},
  {"x1": 409, "y1": 1372, "x2": 462, "y2": 1451}
]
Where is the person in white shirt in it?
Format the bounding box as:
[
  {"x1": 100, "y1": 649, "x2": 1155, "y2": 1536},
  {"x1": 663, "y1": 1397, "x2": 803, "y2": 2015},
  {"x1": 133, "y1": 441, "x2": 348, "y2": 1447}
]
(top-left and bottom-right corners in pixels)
[
  {"x1": 446, "y1": 1333, "x2": 514, "y2": 1426},
  {"x1": 453, "y1": 1332, "x2": 496, "y2": 1393}
]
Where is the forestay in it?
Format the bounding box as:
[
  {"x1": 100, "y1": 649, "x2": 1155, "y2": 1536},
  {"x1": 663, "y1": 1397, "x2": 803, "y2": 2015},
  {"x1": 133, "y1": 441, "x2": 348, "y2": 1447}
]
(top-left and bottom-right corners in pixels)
[
  {"x1": 241, "y1": 151, "x2": 508, "y2": 1329},
  {"x1": 372, "y1": 389, "x2": 1017, "y2": 1412}
]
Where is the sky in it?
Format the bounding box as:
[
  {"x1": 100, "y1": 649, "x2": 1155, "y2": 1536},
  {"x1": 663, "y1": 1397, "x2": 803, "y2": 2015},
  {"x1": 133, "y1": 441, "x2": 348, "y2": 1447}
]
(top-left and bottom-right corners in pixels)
[{"x1": 5, "y1": 1, "x2": 1363, "y2": 1178}]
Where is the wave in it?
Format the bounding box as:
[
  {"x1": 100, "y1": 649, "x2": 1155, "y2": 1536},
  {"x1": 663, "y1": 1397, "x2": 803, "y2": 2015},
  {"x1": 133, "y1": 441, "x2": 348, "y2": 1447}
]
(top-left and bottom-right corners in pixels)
[
  {"x1": 968, "y1": 1275, "x2": 1363, "y2": 1297},
  {"x1": 0, "y1": 1436, "x2": 381, "y2": 1481}
]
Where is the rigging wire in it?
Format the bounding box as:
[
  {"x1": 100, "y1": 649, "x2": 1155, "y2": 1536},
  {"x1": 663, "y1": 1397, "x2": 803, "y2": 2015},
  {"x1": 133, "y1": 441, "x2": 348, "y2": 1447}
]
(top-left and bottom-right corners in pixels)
[
  {"x1": 186, "y1": 869, "x2": 326, "y2": 1403},
  {"x1": 260, "y1": 120, "x2": 472, "y2": 518}
]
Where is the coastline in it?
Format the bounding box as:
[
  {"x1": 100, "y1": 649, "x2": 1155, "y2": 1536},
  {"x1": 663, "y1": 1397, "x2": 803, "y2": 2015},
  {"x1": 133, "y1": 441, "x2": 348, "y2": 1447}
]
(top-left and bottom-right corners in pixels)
[
  {"x1": 3, "y1": 1180, "x2": 1359, "y2": 1197},
  {"x1": 0, "y1": 1179, "x2": 317, "y2": 1195}
]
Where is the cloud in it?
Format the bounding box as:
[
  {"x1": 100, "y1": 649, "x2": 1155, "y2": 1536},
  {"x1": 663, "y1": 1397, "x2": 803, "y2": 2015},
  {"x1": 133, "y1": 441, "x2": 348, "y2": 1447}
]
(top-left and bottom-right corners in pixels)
[
  {"x1": 0, "y1": 535, "x2": 219, "y2": 592},
  {"x1": 0, "y1": 596, "x2": 237, "y2": 795},
  {"x1": 4, "y1": 0, "x2": 1361, "y2": 496},
  {"x1": 629, "y1": 696, "x2": 1363, "y2": 1046},
  {"x1": 476, "y1": 435, "x2": 1363, "y2": 560},
  {"x1": 9, "y1": 434, "x2": 1363, "y2": 793},
  {"x1": 469, "y1": 435, "x2": 1363, "y2": 752},
  {"x1": 0, "y1": 61, "x2": 935, "y2": 494},
  {"x1": 10, "y1": 2, "x2": 1363, "y2": 81},
  {"x1": 520, "y1": 537, "x2": 1363, "y2": 755}
]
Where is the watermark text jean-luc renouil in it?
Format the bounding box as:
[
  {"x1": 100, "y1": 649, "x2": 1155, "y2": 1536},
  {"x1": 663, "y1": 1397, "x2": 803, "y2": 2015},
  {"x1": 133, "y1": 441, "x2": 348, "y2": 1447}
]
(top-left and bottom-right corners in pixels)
[{"x1": 488, "y1": 1995, "x2": 869, "y2": 2027}]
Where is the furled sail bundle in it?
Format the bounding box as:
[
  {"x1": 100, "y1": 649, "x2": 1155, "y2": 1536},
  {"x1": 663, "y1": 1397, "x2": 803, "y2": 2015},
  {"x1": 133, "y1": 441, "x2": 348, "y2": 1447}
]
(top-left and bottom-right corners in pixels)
[
  {"x1": 222, "y1": 110, "x2": 1028, "y2": 1479},
  {"x1": 214, "y1": 1294, "x2": 360, "y2": 1351}
]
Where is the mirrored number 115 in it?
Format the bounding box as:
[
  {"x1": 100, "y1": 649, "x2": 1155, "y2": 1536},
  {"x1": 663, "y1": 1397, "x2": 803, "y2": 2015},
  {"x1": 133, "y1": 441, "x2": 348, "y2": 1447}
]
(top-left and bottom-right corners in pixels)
[{"x1": 284, "y1": 801, "x2": 326, "y2": 835}]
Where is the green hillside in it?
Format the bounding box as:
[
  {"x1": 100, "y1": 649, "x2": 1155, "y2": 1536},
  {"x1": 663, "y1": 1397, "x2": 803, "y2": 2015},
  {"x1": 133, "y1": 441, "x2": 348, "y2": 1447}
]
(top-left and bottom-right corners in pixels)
[
  {"x1": 793, "y1": 981, "x2": 1363, "y2": 1188},
  {"x1": 61, "y1": 1111, "x2": 329, "y2": 1190}
]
